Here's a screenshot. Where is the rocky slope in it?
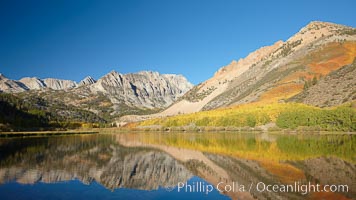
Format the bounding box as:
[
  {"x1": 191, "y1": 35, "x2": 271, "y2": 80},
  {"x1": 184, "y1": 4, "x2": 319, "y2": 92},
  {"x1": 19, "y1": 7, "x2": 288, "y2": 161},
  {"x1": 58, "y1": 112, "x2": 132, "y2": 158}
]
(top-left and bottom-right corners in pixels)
[
  {"x1": 78, "y1": 76, "x2": 96, "y2": 86},
  {"x1": 290, "y1": 59, "x2": 356, "y2": 107},
  {"x1": 91, "y1": 71, "x2": 193, "y2": 109},
  {"x1": 18, "y1": 76, "x2": 95, "y2": 90},
  {"x1": 17, "y1": 77, "x2": 77, "y2": 90},
  {"x1": 18, "y1": 77, "x2": 46, "y2": 90},
  {"x1": 42, "y1": 78, "x2": 77, "y2": 90},
  {"x1": 157, "y1": 21, "x2": 356, "y2": 116},
  {"x1": 0, "y1": 74, "x2": 28, "y2": 93}
]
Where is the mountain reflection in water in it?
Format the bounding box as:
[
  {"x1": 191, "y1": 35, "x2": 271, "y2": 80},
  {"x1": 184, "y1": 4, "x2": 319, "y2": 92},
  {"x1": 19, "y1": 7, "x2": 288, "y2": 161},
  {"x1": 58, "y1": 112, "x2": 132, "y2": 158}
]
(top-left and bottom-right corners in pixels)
[{"x1": 0, "y1": 132, "x2": 355, "y2": 200}]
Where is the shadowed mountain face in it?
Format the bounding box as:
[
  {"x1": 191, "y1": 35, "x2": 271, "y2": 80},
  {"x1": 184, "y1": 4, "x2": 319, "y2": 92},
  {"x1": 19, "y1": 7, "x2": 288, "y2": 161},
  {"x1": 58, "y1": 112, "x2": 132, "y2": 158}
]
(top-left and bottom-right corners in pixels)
[{"x1": 1, "y1": 133, "x2": 354, "y2": 200}]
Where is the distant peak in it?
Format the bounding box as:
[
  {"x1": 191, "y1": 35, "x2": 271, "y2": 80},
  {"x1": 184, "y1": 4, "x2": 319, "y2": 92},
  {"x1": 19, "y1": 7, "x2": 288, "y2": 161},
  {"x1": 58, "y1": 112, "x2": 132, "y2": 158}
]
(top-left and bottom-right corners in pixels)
[
  {"x1": 303, "y1": 20, "x2": 350, "y2": 31},
  {"x1": 19, "y1": 76, "x2": 41, "y2": 80},
  {"x1": 307, "y1": 20, "x2": 326, "y2": 25},
  {"x1": 274, "y1": 40, "x2": 284, "y2": 46},
  {"x1": 79, "y1": 76, "x2": 96, "y2": 86},
  {"x1": 108, "y1": 70, "x2": 119, "y2": 75},
  {"x1": 138, "y1": 70, "x2": 160, "y2": 76},
  {"x1": 81, "y1": 76, "x2": 95, "y2": 81},
  {"x1": 99, "y1": 70, "x2": 123, "y2": 81},
  {"x1": 0, "y1": 73, "x2": 8, "y2": 80},
  {"x1": 306, "y1": 20, "x2": 331, "y2": 26}
]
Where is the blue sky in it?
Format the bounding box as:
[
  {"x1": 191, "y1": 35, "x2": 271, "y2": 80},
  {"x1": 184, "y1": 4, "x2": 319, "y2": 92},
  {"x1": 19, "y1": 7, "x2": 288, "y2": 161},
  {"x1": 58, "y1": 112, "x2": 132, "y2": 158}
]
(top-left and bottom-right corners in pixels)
[{"x1": 1, "y1": 0, "x2": 356, "y2": 84}]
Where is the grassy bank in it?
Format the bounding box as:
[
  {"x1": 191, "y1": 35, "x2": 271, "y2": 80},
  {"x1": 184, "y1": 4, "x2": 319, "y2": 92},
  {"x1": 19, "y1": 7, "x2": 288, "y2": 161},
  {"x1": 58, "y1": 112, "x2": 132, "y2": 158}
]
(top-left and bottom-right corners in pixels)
[{"x1": 137, "y1": 102, "x2": 356, "y2": 132}]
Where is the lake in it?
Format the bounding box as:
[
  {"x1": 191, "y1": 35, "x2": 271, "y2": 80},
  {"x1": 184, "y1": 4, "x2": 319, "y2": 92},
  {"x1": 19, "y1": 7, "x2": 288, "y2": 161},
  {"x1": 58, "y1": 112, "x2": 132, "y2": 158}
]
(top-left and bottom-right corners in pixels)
[{"x1": 0, "y1": 132, "x2": 355, "y2": 200}]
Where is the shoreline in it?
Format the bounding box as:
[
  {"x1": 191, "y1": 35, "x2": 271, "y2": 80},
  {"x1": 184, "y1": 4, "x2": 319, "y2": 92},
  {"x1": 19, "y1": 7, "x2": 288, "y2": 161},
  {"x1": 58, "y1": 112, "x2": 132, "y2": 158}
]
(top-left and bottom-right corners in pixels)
[
  {"x1": 1, "y1": 127, "x2": 355, "y2": 138},
  {"x1": 101, "y1": 127, "x2": 356, "y2": 135},
  {"x1": 0, "y1": 130, "x2": 99, "y2": 138}
]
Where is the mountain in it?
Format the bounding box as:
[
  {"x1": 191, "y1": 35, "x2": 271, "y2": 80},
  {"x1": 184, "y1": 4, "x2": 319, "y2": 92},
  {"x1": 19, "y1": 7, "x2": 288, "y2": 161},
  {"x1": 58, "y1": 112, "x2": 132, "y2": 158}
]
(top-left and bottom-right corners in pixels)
[
  {"x1": 0, "y1": 92, "x2": 106, "y2": 131},
  {"x1": 157, "y1": 21, "x2": 356, "y2": 116},
  {"x1": 91, "y1": 71, "x2": 193, "y2": 109},
  {"x1": 0, "y1": 71, "x2": 193, "y2": 125},
  {"x1": 17, "y1": 77, "x2": 77, "y2": 91},
  {"x1": 47, "y1": 70, "x2": 194, "y2": 118},
  {"x1": 78, "y1": 76, "x2": 96, "y2": 86},
  {"x1": 0, "y1": 74, "x2": 28, "y2": 93},
  {"x1": 18, "y1": 77, "x2": 45, "y2": 90},
  {"x1": 42, "y1": 78, "x2": 77, "y2": 90},
  {"x1": 2, "y1": 21, "x2": 355, "y2": 128}
]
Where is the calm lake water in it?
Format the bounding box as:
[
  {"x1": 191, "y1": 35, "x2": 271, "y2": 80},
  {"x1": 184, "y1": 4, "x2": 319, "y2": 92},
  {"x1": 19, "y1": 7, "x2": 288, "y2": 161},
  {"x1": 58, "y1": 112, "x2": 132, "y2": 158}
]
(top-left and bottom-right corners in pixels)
[{"x1": 0, "y1": 132, "x2": 355, "y2": 200}]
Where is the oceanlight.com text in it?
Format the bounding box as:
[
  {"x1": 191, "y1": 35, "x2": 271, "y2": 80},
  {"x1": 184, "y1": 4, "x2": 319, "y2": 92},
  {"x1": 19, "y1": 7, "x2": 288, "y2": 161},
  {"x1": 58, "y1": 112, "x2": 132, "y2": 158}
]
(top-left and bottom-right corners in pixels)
[{"x1": 173, "y1": 181, "x2": 349, "y2": 195}]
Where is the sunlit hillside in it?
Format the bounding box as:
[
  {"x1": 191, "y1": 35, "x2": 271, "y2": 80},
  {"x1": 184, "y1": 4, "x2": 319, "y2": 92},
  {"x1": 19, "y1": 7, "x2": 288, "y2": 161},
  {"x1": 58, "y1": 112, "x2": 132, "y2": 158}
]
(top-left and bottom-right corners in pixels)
[
  {"x1": 137, "y1": 102, "x2": 356, "y2": 131},
  {"x1": 258, "y1": 41, "x2": 356, "y2": 104}
]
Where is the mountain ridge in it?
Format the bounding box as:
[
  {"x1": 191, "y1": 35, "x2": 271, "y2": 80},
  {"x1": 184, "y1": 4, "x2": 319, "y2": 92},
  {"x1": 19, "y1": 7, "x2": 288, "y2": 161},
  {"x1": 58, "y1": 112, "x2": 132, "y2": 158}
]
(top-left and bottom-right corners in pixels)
[
  {"x1": 118, "y1": 21, "x2": 356, "y2": 125},
  {"x1": 0, "y1": 70, "x2": 193, "y2": 127},
  {"x1": 1, "y1": 21, "x2": 355, "y2": 128},
  {"x1": 156, "y1": 21, "x2": 356, "y2": 116}
]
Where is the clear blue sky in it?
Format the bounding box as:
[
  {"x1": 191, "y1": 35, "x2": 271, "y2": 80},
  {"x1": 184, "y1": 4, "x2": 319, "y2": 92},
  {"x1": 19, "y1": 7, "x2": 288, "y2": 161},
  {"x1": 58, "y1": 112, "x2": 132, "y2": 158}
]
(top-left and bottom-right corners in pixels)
[{"x1": 1, "y1": 0, "x2": 355, "y2": 84}]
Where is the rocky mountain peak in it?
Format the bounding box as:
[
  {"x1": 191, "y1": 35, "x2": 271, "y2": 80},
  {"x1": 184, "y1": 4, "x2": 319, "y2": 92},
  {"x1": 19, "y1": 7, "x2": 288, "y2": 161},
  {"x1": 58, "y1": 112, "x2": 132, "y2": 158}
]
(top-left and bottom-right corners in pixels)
[
  {"x1": 207, "y1": 39, "x2": 284, "y2": 92},
  {"x1": 0, "y1": 74, "x2": 28, "y2": 93},
  {"x1": 1, "y1": 76, "x2": 80, "y2": 92},
  {"x1": 305, "y1": 21, "x2": 346, "y2": 30},
  {"x1": 43, "y1": 78, "x2": 77, "y2": 90},
  {"x1": 19, "y1": 77, "x2": 46, "y2": 90},
  {"x1": 97, "y1": 70, "x2": 124, "y2": 88},
  {"x1": 297, "y1": 21, "x2": 346, "y2": 36},
  {"x1": 214, "y1": 40, "x2": 284, "y2": 79},
  {"x1": 137, "y1": 71, "x2": 159, "y2": 76},
  {"x1": 107, "y1": 70, "x2": 121, "y2": 76},
  {"x1": 0, "y1": 73, "x2": 7, "y2": 81},
  {"x1": 90, "y1": 70, "x2": 193, "y2": 109},
  {"x1": 78, "y1": 76, "x2": 96, "y2": 86},
  {"x1": 0, "y1": 74, "x2": 7, "y2": 82},
  {"x1": 285, "y1": 21, "x2": 355, "y2": 53}
]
